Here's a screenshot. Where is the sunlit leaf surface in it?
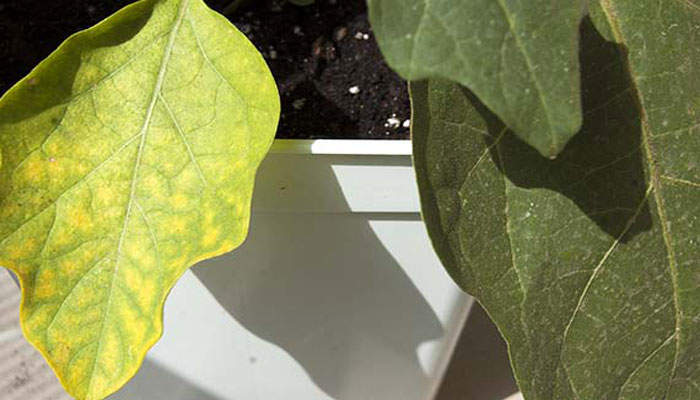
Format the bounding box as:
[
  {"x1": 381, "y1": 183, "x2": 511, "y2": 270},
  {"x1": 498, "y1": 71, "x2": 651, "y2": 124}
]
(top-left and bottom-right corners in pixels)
[{"x1": 0, "y1": 0, "x2": 279, "y2": 398}]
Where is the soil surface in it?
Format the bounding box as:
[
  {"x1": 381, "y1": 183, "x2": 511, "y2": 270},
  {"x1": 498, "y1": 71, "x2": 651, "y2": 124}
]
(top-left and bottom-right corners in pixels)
[{"x1": 0, "y1": 0, "x2": 410, "y2": 139}]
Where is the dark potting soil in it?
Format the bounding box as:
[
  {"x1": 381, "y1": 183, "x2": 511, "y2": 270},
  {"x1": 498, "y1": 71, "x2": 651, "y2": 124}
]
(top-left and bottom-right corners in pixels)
[{"x1": 0, "y1": 0, "x2": 410, "y2": 140}]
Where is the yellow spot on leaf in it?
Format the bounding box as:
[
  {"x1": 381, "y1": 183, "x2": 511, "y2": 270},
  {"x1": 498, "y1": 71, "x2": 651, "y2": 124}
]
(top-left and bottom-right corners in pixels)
[
  {"x1": 202, "y1": 228, "x2": 219, "y2": 247},
  {"x1": 8, "y1": 238, "x2": 39, "y2": 259},
  {"x1": 35, "y1": 269, "x2": 57, "y2": 300},
  {"x1": 169, "y1": 193, "x2": 189, "y2": 209},
  {"x1": 19, "y1": 156, "x2": 45, "y2": 183},
  {"x1": 95, "y1": 185, "x2": 120, "y2": 209},
  {"x1": 68, "y1": 207, "x2": 94, "y2": 232},
  {"x1": 166, "y1": 217, "x2": 186, "y2": 233},
  {"x1": 136, "y1": 280, "x2": 156, "y2": 312},
  {"x1": 121, "y1": 307, "x2": 146, "y2": 345},
  {"x1": 123, "y1": 268, "x2": 143, "y2": 294}
]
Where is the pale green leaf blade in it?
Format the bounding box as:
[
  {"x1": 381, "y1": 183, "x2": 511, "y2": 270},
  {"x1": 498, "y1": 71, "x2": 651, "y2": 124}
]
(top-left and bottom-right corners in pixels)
[
  {"x1": 412, "y1": 12, "x2": 699, "y2": 399},
  {"x1": 0, "y1": 0, "x2": 280, "y2": 399},
  {"x1": 369, "y1": 0, "x2": 586, "y2": 157}
]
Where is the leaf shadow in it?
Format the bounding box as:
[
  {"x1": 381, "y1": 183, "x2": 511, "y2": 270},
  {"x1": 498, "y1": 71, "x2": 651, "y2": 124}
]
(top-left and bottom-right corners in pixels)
[
  {"x1": 477, "y1": 16, "x2": 652, "y2": 242},
  {"x1": 110, "y1": 359, "x2": 224, "y2": 400},
  {"x1": 191, "y1": 155, "x2": 445, "y2": 399},
  {"x1": 0, "y1": 1, "x2": 155, "y2": 123}
]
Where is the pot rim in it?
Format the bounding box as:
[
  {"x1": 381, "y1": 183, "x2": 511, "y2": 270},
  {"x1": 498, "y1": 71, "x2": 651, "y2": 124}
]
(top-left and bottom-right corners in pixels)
[{"x1": 270, "y1": 139, "x2": 412, "y2": 156}]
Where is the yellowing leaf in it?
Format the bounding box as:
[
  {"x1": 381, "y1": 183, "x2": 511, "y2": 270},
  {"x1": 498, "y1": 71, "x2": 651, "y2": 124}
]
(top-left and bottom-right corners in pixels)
[{"x1": 0, "y1": 0, "x2": 279, "y2": 399}]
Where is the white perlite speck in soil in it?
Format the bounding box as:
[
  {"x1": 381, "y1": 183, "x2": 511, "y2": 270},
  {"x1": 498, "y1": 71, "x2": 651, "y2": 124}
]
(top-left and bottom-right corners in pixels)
[
  {"x1": 354, "y1": 32, "x2": 370, "y2": 40},
  {"x1": 386, "y1": 117, "x2": 401, "y2": 129}
]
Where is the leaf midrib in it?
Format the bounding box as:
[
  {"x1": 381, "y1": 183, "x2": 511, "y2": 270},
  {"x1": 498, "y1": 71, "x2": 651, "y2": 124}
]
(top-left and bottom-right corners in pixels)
[
  {"x1": 86, "y1": 0, "x2": 190, "y2": 396},
  {"x1": 552, "y1": 1, "x2": 682, "y2": 397},
  {"x1": 598, "y1": 2, "x2": 682, "y2": 397}
]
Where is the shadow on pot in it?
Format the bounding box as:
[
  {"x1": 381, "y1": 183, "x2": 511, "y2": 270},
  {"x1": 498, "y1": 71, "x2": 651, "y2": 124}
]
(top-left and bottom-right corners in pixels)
[
  {"x1": 189, "y1": 155, "x2": 444, "y2": 399},
  {"x1": 110, "y1": 359, "x2": 223, "y2": 400}
]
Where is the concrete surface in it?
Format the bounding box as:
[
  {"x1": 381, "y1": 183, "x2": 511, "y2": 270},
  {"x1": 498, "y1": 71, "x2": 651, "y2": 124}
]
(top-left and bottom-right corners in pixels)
[{"x1": 0, "y1": 270, "x2": 70, "y2": 400}]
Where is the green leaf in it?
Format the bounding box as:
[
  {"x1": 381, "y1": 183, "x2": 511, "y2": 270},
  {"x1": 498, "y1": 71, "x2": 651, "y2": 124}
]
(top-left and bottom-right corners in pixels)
[
  {"x1": 412, "y1": 10, "x2": 700, "y2": 400},
  {"x1": 368, "y1": 0, "x2": 586, "y2": 157},
  {"x1": 591, "y1": 1, "x2": 700, "y2": 397},
  {"x1": 0, "y1": 0, "x2": 279, "y2": 399}
]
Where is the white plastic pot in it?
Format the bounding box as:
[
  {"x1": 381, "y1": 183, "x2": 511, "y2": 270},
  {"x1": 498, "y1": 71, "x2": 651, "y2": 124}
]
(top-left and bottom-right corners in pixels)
[{"x1": 5, "y1": 139, "x2": 473, "y2": 400}]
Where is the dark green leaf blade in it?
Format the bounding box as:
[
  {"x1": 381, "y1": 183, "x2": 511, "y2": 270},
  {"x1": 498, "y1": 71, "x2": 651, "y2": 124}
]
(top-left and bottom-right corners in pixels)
[
  {"x1": 412, "y1": 12, "x2": 699, "y2": 398},
  {"x1": 370, "y1": 0, "x2": 586, "y2": 157},
  {"x1": 592, "y1": 1, "x2": 700, "y2": 397}
]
